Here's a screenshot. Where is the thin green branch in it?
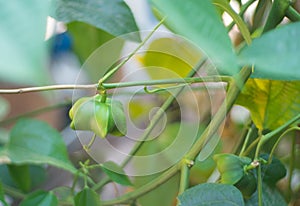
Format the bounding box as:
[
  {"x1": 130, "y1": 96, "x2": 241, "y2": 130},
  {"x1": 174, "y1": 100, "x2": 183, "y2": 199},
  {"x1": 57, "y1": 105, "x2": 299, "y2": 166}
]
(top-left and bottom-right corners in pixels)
[
  {"x1": 255, "y1": 114, "x2": 300, "y2": 158},
  {"x1": 102, "y1": 76, "x2": 231, "y2": 89},
  {"x1": 257, "y1": 165, "x2": 263, "y2": 206},
  {"x1": 239, "y1": 123, "x2": 255, "y2": 156},
  {"x1": 178, "y1": 160, "x2": 190, "y2": 195},
  {"x1": 98, "y1": 19, "x2": 165, "y2": 84},
  {"x1": 3, "y1": 184, "x2": 25, "y2": 199},
  {"x1": 213, "y1": 0, "x2": 252, "y2": 44},
  {"x1": 0, "y1": 84, "x2": 97, "y2": 94},
  {"x1": 286, "y1": 6, "x2": 300, "y2": 21}
]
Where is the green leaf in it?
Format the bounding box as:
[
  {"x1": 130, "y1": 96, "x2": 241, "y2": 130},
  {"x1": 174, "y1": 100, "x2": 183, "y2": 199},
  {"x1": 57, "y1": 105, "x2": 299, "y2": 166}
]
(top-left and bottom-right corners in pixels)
[
  {"x1": 0, "y1": 180, "x2": 8, "y2": 206},
  {"x1": 150, "y1": 0, "x2": 239, "y2": 75},
  {"x1": 245, "y1": 183, "x2": 287, "y2": 206},
  {"x1": 0, "y1": 119, "x2": 76, "y2": 174},
  {"x1": 238, "y1": 22, "x2": 300, "y2": 80},
  {"x1": 0, "y1": 0, "x2": 50, "y2": 85},
  {"x1": 234, "y1": 171, "x2": 257, "y2": 199},
  {"x1": 260, "y1": 154, "x2": 287, "y2": 186},
  {"x1": 213, "y1": 153, "x2": 251, "y2": 184},
  {"x1": 19, "y1": 190, "x2": 58, "y2": 206},
  {"x1": 236, "y1": 79, "x2": 300, "y2": 130},
  {"x1": 100, "y1": 161, "x2": 132, "y2": 186},
  {"x1": 74, "y1": 188, "x2": 101, "y2": 206},
  {"x1": 51, "y1": 0, "x2": 140, "y2": 42},
  {"x1": 178, "y1": 183, "x2": 245, "y2": 206},
  {"x1": 7, "y1": 165, "x2": 31, "y2": 192}
]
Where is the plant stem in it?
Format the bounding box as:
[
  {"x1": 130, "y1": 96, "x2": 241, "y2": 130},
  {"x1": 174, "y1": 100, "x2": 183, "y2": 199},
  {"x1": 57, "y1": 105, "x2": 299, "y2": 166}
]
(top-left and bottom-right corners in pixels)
[
  {"x1": 288, "y1": 134, "x2": 296, "y2": 201},
  {"x1": 102, "y1": 76, "x2": 231, "y2": 89},
  {"x1": 268, "y1": 127, "x2": 300, "y2": 164},
  {"x1": 178, "y1": 161, "x2": 190, "y2": 195},
  {"x1": 0, "y1": 101, "x2": 71, "y2": 126},
  {"x1": 242, "y1": 137, "x2": 260, "y2": 156},
  {"x1": 0, "y1": 84, "x2": 97, "y2": 94},
  {"x1": 3, "y1": 184, "x2": 25, "y2": 199},
  {"x1": 92, "y1": 58, "x2": 208, "y2": 191},
  {"x1": 99, "y1": 66, "x2": 252, "y2": 205},
  {"x1": 98, "y1": 19, "x2": 164, "y2": 84},
  {"x1": 255, "y1": 114, "x2": 300, "y2": 159},
  {"x1": 239, "y1": 123, "x2": 255, "y2": 156},
  {"x1": 257, "y1": 165, "x2": 263, "y2": 206},
  {"x1": 227, "y1": 0, "x2": 256, "y2": 31},
  {"x1": 286, "y1": 6, "x2": 300, "y2": 21},
  {"x1": 0, "y1": 76, "x2": 230, "y2": 95},
  {"x1": 213, "y1": 0, "x2": 252, "y2": 45}
]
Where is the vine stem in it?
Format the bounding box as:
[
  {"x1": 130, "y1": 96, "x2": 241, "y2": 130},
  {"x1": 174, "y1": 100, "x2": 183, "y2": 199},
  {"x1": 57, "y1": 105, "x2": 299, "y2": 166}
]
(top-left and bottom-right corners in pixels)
[
  {"x1": 98, "y1": 19, "x2": 164, "y2": 84},
  {"x1": 100, "y1": 66, "x2": 252, "y2": 205},
  {"x1": 0, "y1": 76, "x2": 231, "y2": 94},
  {"x1": 178, "y1": 160, "x2": 191, "y2": 196}
]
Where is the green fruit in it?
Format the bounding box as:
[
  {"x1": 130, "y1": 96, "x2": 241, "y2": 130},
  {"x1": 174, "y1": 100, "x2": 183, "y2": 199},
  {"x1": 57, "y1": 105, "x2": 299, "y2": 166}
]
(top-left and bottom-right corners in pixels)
[
  {"x1": 213, "y1": 154, "x2": 251, "y2": 184},
  {"x1": 69, "y1": 94, "x2": 127, "y2": 138}
]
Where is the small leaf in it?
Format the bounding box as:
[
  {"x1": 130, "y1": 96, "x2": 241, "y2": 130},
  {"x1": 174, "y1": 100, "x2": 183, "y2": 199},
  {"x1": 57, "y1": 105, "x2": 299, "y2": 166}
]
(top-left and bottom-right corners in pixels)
[
  {"x1": 213, "y1": 153, "x2": 251, "y2": 184},
  {"x1": 0, "y1": 0, "x2": 50, "y2": 85},
  {"x1": 245, "y1": 183, "x2": 287, "y2": 206},
  {"x1": 74, "y1": 188, "x2": 101, "y2": 206},
  {"x1": 178, "y1": 183, "x2": 244, "y2": 206},
  {"x1": 93, "y1": 103, "x2": 110, "y2": 138},
  {"x1": 238, "y1": 22, "x2": 300, "y2": 80},
  {"x1": 19, "y1": 190, "x2": 58, "y2": 206},
  {"x1": 7, "y1": 165, "x2": 31, "y2": 192},
  {"x1": 151, "y1": 0, "x2": 239, "y2": 75},
  {"x1": 236, "y1": 79, "x2": 300, "y2": 130},
  {"x1": 110, "y1": 100, "x2": 127, "y2": 136},
  {"x1": 100, "y1": 161, "x2": 132, "y2": 186},
  {"x1": 260, "y1": 154, "x2": 287, "y2": 186},
  {"x1": 51, "y1": 0, "x2": 140, "y2": 42},
  {"x1": 0, "y1": 119, "x2": 76, "y2": 174}
]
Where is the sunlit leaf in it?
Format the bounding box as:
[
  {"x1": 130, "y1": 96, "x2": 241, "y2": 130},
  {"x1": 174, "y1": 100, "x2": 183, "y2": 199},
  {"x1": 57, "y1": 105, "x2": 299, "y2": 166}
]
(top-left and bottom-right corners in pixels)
[
  {"x1": 151, "y1": 0, "x2": 239, "y2": 75},
  {"x1": 139, "y1": 37, "x2": 202, "y2": 80},
  {"x1": 236, "y1": 79, "x2": 300, "y2": 130},
  {"x1": 0, "y1": 119, "x2": 76, "y2": 174}
]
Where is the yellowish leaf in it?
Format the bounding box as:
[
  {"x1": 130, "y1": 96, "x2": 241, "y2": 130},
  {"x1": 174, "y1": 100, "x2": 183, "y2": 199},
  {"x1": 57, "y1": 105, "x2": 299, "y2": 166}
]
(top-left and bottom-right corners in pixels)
[{"x1": 236, "y1": 79, "x2": 300, "y2": 131}]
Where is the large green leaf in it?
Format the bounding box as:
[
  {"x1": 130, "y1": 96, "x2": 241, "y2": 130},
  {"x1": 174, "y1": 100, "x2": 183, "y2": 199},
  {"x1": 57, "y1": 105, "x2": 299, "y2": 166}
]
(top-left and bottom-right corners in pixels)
[
  {"x1": 0, "y1": 1, "x2": 50, "y2": 85},
  {"x1": 178, "y1": 183, "x2": 244, "y2": 206},
  {"x1": 51, "y1": 0, "x2": 140, "y2": 42},
  {"x1": 74, "y1": 188, "x2": 101, "y2": 206},
  {"x1": 150, "y1": 0, "x2": 239, "y2": 75},
  {"x1": 0, "y1": 119, "x2": 76, "y2": 174},
  {"x1": 236, "y1": 79, "x2": 300, "y2": 130},
  {"x1": 19, "y1": 190, "x2": 58, "y2": 206},
  {"x1": 238, "y1": 22, "x2": 300, "y2": 80},
  {"x1": 245, "y1": 183, "x2": 287, "y2": 206}
]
